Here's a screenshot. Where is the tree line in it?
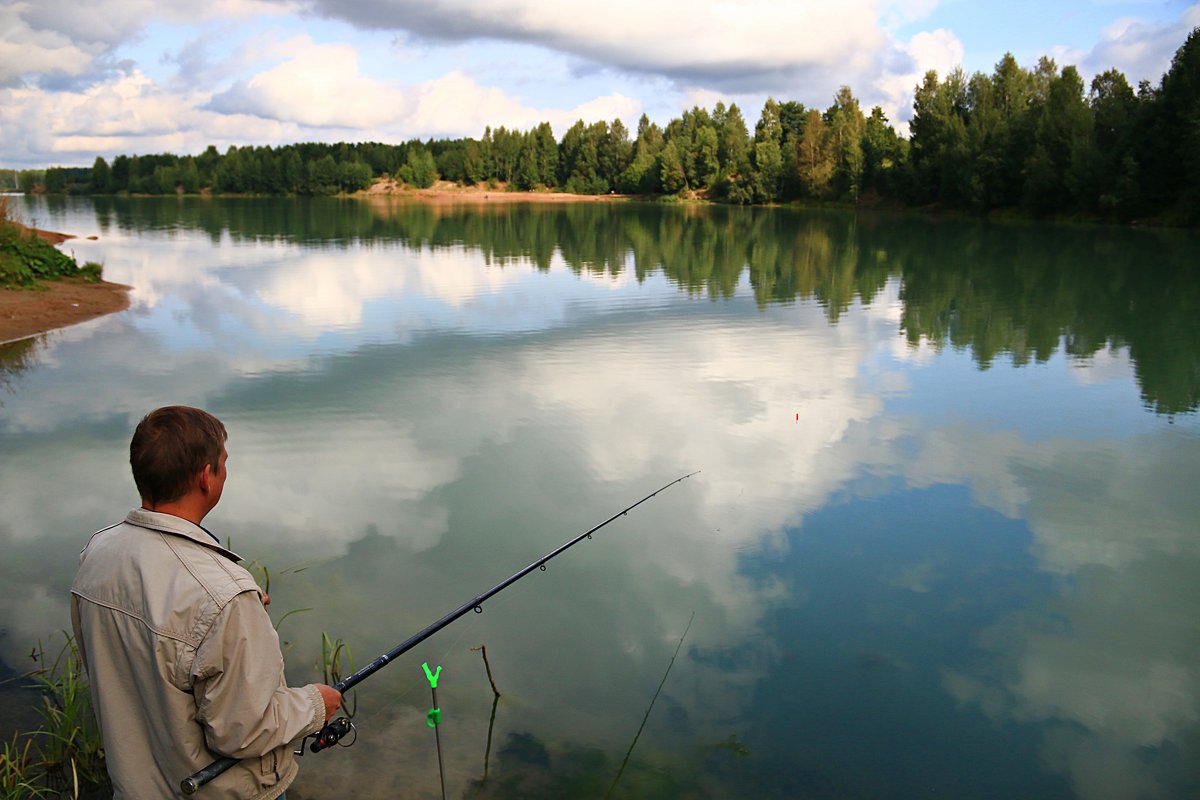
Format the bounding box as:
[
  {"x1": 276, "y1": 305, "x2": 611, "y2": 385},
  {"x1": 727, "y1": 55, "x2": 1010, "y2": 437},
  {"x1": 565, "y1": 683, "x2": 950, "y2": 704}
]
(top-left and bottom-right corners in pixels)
[{"x1": 15, "y1": 27, "x2": 1199, "y2": 223}]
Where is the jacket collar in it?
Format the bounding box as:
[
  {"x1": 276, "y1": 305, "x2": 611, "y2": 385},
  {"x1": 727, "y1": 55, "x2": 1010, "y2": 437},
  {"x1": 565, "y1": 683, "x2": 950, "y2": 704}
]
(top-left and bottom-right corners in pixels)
[{"x1": 123, "y1": 508, "x2": 243, "y2": 561}]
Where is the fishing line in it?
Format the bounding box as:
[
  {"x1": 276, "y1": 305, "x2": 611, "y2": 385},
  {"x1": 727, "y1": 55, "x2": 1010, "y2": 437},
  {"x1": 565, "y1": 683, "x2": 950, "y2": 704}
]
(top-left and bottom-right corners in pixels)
[{"x1": 605, "y1": 611, "x2": 696, "y2": 800}]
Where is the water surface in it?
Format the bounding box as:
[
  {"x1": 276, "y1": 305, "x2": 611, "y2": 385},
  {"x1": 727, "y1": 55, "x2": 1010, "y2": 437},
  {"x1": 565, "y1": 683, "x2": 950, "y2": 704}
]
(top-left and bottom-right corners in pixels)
[{"x1": 1, "y1": 196, "x2": 1197, "y2": 799}]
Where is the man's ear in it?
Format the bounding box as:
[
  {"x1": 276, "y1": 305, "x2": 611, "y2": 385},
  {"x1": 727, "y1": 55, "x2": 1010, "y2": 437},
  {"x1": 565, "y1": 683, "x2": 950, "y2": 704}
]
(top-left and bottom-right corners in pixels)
[{"x1": 197, "y1": 463, "x2": 215, "y2": 495}]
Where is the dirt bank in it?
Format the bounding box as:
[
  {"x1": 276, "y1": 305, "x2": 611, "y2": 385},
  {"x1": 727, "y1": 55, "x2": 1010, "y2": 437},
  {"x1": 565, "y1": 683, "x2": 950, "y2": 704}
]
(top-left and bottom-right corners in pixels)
[{"x1": 0, "y1": 277, "x2": 131, "y2": 345}]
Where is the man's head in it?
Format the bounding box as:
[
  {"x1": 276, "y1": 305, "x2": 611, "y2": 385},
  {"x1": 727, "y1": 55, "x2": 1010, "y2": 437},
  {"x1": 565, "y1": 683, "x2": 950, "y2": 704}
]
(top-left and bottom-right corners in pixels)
[{"x1": 130, "y1": 406, "x2": 228, "y2": 511}]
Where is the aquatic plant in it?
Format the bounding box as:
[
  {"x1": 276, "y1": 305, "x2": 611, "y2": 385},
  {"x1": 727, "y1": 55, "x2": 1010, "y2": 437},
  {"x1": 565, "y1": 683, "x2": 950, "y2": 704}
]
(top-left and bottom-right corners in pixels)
[
  {"x1": 29, "y1": 637, "x2": 107, "y2": 793},
  {"x1": 0, "y1": 634, "x2": 110, "y2": 799}
]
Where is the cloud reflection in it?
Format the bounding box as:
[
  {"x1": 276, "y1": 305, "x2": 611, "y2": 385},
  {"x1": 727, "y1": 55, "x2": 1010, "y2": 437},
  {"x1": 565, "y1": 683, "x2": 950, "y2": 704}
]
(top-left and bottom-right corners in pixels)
[{"x1": 0, "y1": 215, "x2": 1195, "y2": 796}]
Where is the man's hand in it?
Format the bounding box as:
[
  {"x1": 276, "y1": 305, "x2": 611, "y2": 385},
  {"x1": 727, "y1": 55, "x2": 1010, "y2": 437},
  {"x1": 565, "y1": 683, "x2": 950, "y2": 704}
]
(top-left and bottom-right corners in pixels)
[{"x1": 317, "y1": 685, "x2": 342, "y2": 721}]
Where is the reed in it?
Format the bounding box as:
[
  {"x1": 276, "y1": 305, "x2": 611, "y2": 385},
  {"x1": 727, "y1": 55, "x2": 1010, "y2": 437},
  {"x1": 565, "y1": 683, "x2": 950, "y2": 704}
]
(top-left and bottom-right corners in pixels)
[
  {"x1": 30, "y1": 637, "x2": 106, "y2": 793},
  {"x1": 0, "y1": 734, "x2": 52, "y2": 800},
  {"x1": 0, "y1": 634, "x2": 110, "y2": 799},
  {"x1": 320, "y1": 632, "x2": 357, "y2": 718}
]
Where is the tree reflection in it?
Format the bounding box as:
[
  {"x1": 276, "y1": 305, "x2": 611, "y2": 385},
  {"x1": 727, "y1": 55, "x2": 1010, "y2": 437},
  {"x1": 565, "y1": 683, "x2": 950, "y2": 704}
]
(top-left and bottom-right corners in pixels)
[
  {"x1": 0, "y1": 337, "x2": 42, "y2": 405},
  {"x1": 85, "y1": 198, "x2": 1200, "y2": 415}
]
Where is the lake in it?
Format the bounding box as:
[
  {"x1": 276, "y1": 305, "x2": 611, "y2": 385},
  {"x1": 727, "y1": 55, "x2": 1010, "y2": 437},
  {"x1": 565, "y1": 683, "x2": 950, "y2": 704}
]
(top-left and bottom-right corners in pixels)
[{"x1": 1, "y1": 195, "x2": 1198, "y2": 799}]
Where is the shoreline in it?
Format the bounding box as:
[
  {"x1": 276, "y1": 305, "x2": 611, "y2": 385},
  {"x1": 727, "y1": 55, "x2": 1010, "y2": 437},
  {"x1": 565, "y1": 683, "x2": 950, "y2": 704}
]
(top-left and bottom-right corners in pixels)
[
  {"x1": 0, "y1": 277, "x2": 132, "y2": 346},
  {"x1": 1, "y1": 183, "x2": 618, "y2": 346},
  {"x1": 0, "y1": 213, "x2": 130, "y2": 345},
  {"x1": 358, "y1": 179, "x2": 632, "y2": 203}
]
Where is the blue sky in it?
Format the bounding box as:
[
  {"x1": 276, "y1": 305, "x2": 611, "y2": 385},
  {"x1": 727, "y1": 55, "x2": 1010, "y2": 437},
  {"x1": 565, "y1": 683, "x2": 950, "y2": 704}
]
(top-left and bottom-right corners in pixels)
[{"x1": 1, "y1": 0, "x2": 1197, "y2": 169}]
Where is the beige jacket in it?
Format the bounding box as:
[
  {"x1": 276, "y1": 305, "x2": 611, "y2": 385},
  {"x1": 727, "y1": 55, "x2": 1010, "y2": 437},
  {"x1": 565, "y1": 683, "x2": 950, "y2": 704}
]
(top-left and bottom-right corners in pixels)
[{"x1": 71, "y1": 509, "x2": 325, "y2": 799}]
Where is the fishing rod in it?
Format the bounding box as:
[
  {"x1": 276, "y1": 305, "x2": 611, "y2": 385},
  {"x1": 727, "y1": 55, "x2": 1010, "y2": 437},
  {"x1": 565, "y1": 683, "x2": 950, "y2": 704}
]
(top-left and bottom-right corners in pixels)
[{"x1": 181, "y1": 471, "x2": 699, "y2": 794}]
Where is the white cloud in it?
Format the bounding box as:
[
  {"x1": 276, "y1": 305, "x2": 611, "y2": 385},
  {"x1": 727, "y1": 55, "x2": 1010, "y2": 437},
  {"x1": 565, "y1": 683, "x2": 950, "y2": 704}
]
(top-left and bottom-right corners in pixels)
[
  {"x1": 16, "y1": 0, "x2": 294, "y2": 47},
  {"x1": 880, "y1": 0, "x2": 941, "y2": 29},
  {"x1": 210, "y1": 40, "x2": 409, "y2": 128},
  {"x1": 875, "y1": 27, "x2": 965, "y2": 128},
  {"x1": 1079, "y1": 4, "x2": 1200, "y2": 85},
  {"x1": 299, "y1": 0, "x2": 889, "y2": 89},
  {"x1": 1, "y1": 46, "x2": 642, "y2": 167},
  {"x1": 404, "y1": 69, "x2": 640, "y2": 139},
  {"x1": 0, "y1": 3, "x2": 100, "y2": 86},
  {"x1": 0, "y1": 73, "x2": 304, "y2": 166}
]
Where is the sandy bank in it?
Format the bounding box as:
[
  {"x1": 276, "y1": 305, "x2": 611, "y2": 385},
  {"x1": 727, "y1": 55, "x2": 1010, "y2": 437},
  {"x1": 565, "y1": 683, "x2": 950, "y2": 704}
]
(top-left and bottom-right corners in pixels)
[
  {"x1": 0, "y1": 277, "x2": 131, "y2": 345},
  {"x1": 1, "y1": 220, "x2": 128, "y2": 344},
  {"x1": 360, "y1": 179, "x2": 629, "y2": 204}
]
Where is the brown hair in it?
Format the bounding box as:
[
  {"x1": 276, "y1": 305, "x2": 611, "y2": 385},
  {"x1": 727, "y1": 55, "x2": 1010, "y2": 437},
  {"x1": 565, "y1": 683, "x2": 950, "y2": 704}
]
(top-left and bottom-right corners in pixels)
[{"x1": 130, "y1": 406, "x2": 228, "y2": 506}]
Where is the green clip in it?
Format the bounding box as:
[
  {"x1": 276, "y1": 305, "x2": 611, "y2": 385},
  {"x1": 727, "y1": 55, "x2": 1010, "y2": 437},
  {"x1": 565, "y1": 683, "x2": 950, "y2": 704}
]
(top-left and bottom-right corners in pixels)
[
  {"x1": 422, "y1": 662, "x2": 442, "y2": 688},
  {"x1": 426, "y1": 707, "x2": 441, "y2": 728}
]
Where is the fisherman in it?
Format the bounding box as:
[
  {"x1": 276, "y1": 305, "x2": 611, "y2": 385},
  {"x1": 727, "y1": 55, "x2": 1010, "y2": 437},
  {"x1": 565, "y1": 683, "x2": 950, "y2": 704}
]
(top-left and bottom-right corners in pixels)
[{"x1": 71, "y1": 405, "x2": 341, "y2": 799}]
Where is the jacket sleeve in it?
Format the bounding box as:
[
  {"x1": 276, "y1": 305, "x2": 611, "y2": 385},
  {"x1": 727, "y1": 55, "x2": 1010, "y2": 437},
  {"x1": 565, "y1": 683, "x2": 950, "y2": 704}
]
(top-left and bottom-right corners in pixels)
[{"x1": 191, "y1": 590, "x2": 325, "y2": 758}]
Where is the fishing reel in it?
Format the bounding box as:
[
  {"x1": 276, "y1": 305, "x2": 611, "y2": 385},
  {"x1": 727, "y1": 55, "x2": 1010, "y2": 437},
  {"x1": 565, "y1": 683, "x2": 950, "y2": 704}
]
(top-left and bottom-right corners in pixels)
[{"x1": 299, "y1": 716, "x2": 356, "y2": 755}]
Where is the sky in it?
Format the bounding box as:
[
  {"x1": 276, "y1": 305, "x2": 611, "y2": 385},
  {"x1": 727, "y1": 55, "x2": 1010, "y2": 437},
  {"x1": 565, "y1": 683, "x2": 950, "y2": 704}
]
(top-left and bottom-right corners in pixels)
[{"x1": 1, "y1": 0, "x2": 1198, "y2": 169}]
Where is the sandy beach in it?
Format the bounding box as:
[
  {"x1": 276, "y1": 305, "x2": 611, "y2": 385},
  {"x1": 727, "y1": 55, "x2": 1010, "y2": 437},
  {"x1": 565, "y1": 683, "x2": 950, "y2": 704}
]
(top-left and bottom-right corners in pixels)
[{"x1": 360, "y1": 179, "x2": 630, "y2": 204}]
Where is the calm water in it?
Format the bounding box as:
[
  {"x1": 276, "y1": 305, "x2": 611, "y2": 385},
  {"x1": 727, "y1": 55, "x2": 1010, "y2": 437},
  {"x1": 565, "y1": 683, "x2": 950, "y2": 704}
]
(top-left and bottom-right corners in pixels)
[{"x1": 2, "y1": 196, "x2": 1198, "y2": 799}]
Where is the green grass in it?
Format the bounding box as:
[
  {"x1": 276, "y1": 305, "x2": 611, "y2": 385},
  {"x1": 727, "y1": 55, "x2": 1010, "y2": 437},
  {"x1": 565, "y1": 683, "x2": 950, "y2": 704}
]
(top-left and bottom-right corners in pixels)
[
  {"x1": 0, "y1": 635, "x2": 110, "y2": 799},
  {"x1": 0, "y1": 198, "x2": 100, "y2": 288}
]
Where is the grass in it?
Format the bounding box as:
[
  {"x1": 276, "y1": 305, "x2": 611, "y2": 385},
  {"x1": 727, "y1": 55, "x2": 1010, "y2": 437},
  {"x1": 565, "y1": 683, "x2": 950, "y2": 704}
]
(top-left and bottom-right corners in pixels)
[
  {"x1": 29, "y1": 639, "x2": 106, "y2": 793},
  {"x1": 320, "y1": 632, "x2": 357, "y2": 718},
  {"x1": 0, "y1": 734, "x2": 53, "y2": 800},
  {"x1": 0, "y1": 198, "x2": 103, "y2": 288},
  {"x1": 0, "y1": 635, "x2": 110, "y2": 799}
]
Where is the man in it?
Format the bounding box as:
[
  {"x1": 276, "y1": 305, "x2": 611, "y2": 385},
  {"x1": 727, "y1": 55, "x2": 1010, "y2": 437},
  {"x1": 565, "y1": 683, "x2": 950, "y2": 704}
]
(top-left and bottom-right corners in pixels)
[{"x1": 71, "y1": 406, "x2": 341, "y2": 799}]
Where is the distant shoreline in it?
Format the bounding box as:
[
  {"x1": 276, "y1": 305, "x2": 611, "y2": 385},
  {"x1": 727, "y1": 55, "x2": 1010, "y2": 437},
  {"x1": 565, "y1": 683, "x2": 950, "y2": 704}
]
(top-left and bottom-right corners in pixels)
[{"x1": 357, "y1": 179, "x2": 633, "y2": 203}]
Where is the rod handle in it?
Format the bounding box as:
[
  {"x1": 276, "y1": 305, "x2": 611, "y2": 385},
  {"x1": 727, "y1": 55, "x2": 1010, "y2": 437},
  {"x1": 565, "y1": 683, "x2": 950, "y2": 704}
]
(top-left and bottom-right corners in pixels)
[{"x1": 181, "y1": 755, "x2": 238, "y2": 795}]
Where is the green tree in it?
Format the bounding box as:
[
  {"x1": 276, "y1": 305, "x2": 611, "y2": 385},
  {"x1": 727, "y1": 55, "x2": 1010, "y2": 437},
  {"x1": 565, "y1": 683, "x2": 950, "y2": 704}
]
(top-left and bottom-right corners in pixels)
[
  {"x1": 599, "y1": 118, "x2": 632, "y2": 190},
  {"x1": 339, "y1": 160, "x2": 374, "y2": 192},
  {"x1": 718, "y1": 103, "x2": 751, "y2": 182},
  {"x1": 463, "y1": 140, "x2": 486, "y2": 185},
  {"x1": 657, "y1": 139, "x2": 687, "y2": 194},
  {"x1": 796, "y1": 109, "x2": 834, "y2": 198},
  {"x1": 909, "y1": 68, "x2": 972, "y2": 205},
  {"x1": 861, "y1": 106, "x2": 904, "y2": 197},
  {"x1": 404, "y1": 147, "x2": 438, "y2": 189},
  {"x1": 1091, "y1": 69, "x2": 1137, "y2": 154},
  {"x1": 178, "y1": 158, "x2": 201, "y2": 194},
  {"x1": 1026, "y1": 64, "x2": 1093, "y2": 212},
  {"x1": 559, "y1": 120, "x2": 605, "y2": 193},
  {"x1": 490, "y1": 127, "x2": 520, "y2": 183},
  {"x1": 619, "y1": 115, "x2": 663, "y2": 193},
  {"x1": 196, "y1": 145, "x2": 220, "y2": 188},
  {"x1": 110, "y1": 155, "x2": 131, "y2": 192},
  {"x1": 1151, "y1": 25, "x2": 1200, "y2": 219},
  {"x1": 281, "y1": 149, "x2": 304, "y2": 192},
  {"x1": 89, "y1": 156, "x2": 112, "y2": 193},
  {"x1": 989, "y1": 53, "x2": 1036, "y2": 206},
  {"x1": 752, "y1": 98, "x2": 784, "y2": 201},
  {"x1": 533, "y1": 122, "x2": 559, "y2": 187},
  {"x1": 44, "y1": 167, "x2": 66, "y2": 193},
  {"x1": 827, "y1": 86, "x2": 866, "y2": 201},
  {"x1": 308, "y1": 154, "x2": 339, "y2": 194},
  {"x1": 513, "y1": 133, "x2": 540, "y2": 190}
]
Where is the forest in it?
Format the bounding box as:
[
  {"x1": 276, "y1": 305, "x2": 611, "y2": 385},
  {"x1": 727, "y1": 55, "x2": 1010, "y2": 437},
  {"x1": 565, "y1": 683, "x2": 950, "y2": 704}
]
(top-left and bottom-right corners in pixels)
[{"x1": 13, "y1": 27, "x2": 1200, "y2": 224}]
